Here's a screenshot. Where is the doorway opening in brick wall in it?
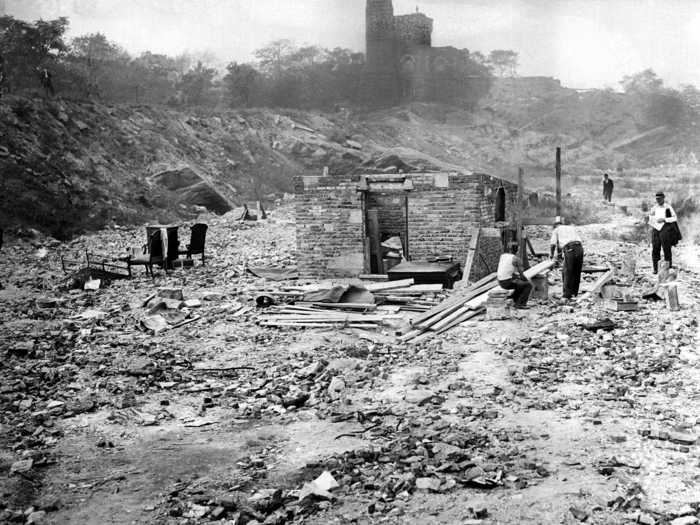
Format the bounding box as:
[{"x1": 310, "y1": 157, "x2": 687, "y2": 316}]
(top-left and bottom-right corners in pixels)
[
  {"x1": 495, "y1": 186, "x2": 506, "y2": 222},
  {"x1": 363, "y1": 190, "x2": 409, "y2": 274}
]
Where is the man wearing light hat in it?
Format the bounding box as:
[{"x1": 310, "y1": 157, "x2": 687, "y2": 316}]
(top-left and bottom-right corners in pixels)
[
  {"x1": 497, "y1": 242, "x2": 532, "y2": 309},
  {"x1": 550, "y1": 216, "x2": 584, "y2": 299},
  {"x1": 649, "y1": 191, "x2": 679, "y2": 274}
]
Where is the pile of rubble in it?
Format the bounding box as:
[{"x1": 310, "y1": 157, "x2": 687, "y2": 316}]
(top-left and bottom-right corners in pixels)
[{"x1": 1, "y1": 208, "x2": 699, "y2": 524}]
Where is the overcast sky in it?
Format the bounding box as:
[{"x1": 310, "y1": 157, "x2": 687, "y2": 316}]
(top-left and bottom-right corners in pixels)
[{"x1": 3, "y1": 0, "x2": 700, "y2": 89}]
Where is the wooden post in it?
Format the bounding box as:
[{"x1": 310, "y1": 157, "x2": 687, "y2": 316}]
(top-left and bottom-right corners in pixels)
[
  {"x1": 665, "y1": 283, "x2": 680, "y2": 311},
  {"x1": 517, "y1": 167, "x2": 528, "y2": 268},
  {"x1": 367, "y1": 209, "x2": 383, "y2": 274},
  {"x1": 555, "y1": 147, "x2": 562, "y2": 217}
]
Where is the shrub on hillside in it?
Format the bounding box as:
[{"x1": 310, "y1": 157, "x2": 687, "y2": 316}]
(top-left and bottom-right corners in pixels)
[
  {"x1": 673, "y1": 196, "x2": 699, "y2": 219},
  {"x1": 528, "y1": 194, "x2": 602, "y2": 225}
]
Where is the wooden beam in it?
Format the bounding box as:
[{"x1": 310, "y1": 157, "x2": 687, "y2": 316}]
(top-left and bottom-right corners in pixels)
[
  {"x1": 521, "y1": 217, "x2": 557, "y2": 226},
  {"x1": 364, "y1": 278, "x2": 414, "y2": 292},
  {"x1": 576, "y1": 269, "x2": 613, "y2": 303},
  {"x1": 462, "y1": 227, "x2": 480, "y2": 284},
  {"x1": 367, "y1": 209, "x2": 383, "y2": 274},
  {"x1": 555, "y1": 147, "x2": 562, "y2": 217},
  {"x1": 517, "y1": 167, "x2": 527, "y2": 269}
]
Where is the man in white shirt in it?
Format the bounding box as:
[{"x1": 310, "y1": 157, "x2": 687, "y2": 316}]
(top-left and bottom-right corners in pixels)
[
  {"x1": 550, "y1": 217, "x2": 584, "y2": 299},
  {"x1": 649, "y1": 191, "x2": 678, "y2": 274},
  {"x1": 497, "y1": 243, "x2": 532, "y2": 309}
]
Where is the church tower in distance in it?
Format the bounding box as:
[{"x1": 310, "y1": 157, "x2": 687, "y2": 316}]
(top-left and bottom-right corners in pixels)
[{"x1": 361, "y1": 0, "x2": 399, "y2": 106}]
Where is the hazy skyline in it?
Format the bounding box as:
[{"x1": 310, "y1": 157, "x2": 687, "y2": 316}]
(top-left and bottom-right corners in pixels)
[{"x1": 3, "y1": 0, "x2": 700, "y2": 90}]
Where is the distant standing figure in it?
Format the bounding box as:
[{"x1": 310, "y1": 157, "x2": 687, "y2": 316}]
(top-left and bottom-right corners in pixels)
[
  {"x1": 38, "y1": 68, "x2": 55, "y2": 98},
  {"x1": 603, "y1": 173, "x2": 614, "y2": 202},
  {"x1": 497, "y1": 243, "x2": 532, "y2": 309},
  {"x1": 550, "y1": 216, "x2": 584, "y2": 299},
  {"x1": 649, "y1": 191, "x2": 679, "y2": 274}
]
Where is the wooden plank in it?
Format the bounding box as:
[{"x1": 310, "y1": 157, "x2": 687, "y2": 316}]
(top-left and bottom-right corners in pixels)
[
  {"x1": 398, "y1": 329, "x2": 422, "y2": 341},
  {"x1": 364, "y1": 278, "x2": 414, "y2": 292},
  {"x1": 521, "y1": 217, "x2": 557, "y2": 226},
  {"x1": 363, "y1": 237, "x2": 371, "y2": 275},
  {"x1": 555, "y1": 147, "x2": 562, "y2": 216},
  {"x1": 367, "y1": 209, "x2": 383, "y2": 274},
  {"x1": 429, "y1": 306, "x2": 471, "y2": 331},
  {"x1": 410, "y1": 274, "x2": 497, "y2": 327},
  {"x1": 576, "y1": 269, "x2": 613, "y2": 303},
  {"x1": 374, "y1": 285, "x2": 442, "y2": 295},
  {"x1": 435, "y1": 308, "x2": 484, "y2": 334},
  {"x1": 359, "y1": 274, "x2": 389, "y2": 281},
  {"x1": 414, "y1": 281, "x2": 493, "y2": 329},
  {"x1": 462, "y1": 227, "x2": 480, "y2": 284},
  {"x1": 517, "y1": 167, "x2": 528, "y2": 269},
  {"x1": 260, "y1": 315, "x2": 386, "y2": 322},
  {"x1": 582, "y1": 265, "x2": 611, "y2": 273},
  {"x1": 295, "y1": 302, "x2": 377, "y2": 311},
  {"x1": 398, "y1": 284, "x2": 444, "y2": 292},
  {"x1": 262, "y1": 322, "x2": 379, "y2": 329}
]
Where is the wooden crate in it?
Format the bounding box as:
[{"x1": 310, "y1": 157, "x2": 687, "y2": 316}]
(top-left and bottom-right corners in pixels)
[{"x1": 604, "y1": 299, "x2": 638, "y2": 312}]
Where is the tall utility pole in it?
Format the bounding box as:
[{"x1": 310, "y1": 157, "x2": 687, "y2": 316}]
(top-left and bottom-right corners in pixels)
[
  {"x1": 555, "y1": 147, "x2": 562, "y2": 217},
  {"x1": 517, "y1": 167, "x2": 528, "y2": 268}
]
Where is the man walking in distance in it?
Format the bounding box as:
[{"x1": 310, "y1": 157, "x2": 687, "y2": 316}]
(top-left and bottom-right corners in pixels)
[
  {"x1": 497, "y1": 243, "x2": 532, "y2": 309},
  {"x1": 649, "y1": 191, "x2": 678, "y2": 274},
  {"x1": 603, "y1": 173, "x2": 614, "y2": 202},
  {"x1": 550, "y1": 216, "x2": 584, "y2": 299}
]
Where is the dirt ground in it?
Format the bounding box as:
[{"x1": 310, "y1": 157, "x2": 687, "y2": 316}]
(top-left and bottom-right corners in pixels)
[{"x1": 1, "y1": 203, "x2": 698, "y2": 525}]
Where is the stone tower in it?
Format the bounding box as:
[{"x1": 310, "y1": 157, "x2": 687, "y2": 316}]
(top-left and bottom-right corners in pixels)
[{"x1": 362, "y1": 0, "x2": 399, "y2": 106}]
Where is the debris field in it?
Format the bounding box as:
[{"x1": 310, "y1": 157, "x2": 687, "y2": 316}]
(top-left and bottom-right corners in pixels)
[{"x1": 0, "y1": 206, "x2": 699, "y2": 525}]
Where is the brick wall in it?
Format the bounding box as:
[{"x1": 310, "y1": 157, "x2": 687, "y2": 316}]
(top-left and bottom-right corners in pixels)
[
  {"x1": 478, "y1": 173, "x2": 519, "y2": 225},
  {"x1": 295, "y1": 171, "x2": 519, "y2": 280},
  {"x1": 406, "y1": 172, "x2": 481, "y2": 264},
  {"x1": 472, "y1": 174, "x2": 519, "y2": 281},
  {"x1": 295, "y1": 174, "x2": 365, "y2": 279},
  {"x1": 469, "y1": 228, "x2": 503, "y2": 281}
]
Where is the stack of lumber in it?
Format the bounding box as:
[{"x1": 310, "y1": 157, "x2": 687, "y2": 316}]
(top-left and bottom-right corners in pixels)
[
  {"x1": 400, "y1": 260, "x2": 555, "y2": 344},
  {"x1": 258, "y1": 303, "x2": 400, "y2": 329},
  {"x1": 362, "y1": 278, "x2": 443, "y2": 311}
]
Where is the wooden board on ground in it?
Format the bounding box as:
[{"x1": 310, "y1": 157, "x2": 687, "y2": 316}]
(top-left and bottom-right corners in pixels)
[
  {"x1": 462, "y1": 227, "x2": 480, "y2": 284},
  {"x1": 364, "y1": 278, "x2": 414, "y2": 292},
  {"x1": 577, "y1": 270, "x2": 614, "y2": 303}
]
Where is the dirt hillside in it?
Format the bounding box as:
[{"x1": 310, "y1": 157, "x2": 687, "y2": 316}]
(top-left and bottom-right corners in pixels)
[{"x1": 2, "y1": 79, "x2": 698, "y2": 238}]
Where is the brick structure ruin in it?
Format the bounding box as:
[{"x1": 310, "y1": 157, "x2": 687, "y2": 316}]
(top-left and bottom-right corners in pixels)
[
  {"x1": 361, "y1": 0, "x2": 488, "y2": 106},
  {"x1": 295, "y1": 171, "x2": 518, "y2": 281}
]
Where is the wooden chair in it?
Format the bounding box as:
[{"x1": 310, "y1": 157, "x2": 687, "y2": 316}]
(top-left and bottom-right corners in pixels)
[
  {"x1": 126, "y1": 230, "x2": 165, "y2": 277},
  {"x1": 178, "y1": 223, "x2": 208, "y2": 265}
]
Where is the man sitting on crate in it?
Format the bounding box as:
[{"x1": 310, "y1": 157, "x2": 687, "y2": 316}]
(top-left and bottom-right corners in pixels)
[
  {"x1": 550, "y1": 216, "x2": 584, "y2": 299},
  {"x1": 497, "y1": 243, "x2": 532, "y2": 310}
]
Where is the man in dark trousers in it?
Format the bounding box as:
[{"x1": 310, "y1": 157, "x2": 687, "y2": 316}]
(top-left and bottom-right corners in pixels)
[
  {"x1": 550, "y1": 216, "x2": 584, "y2": 299},
  {"x1": 38, "y1": 68, "x2": 55, "y2": 98},
  {"x1": 603, "y1": 173, "x2": 614, "y2": 202},
  {"x1": 497, "y1": 243, "x2": 532, "y2": 309},
  {"x1": 649, "y1": 191, "x2": 679, "y2": 273}
]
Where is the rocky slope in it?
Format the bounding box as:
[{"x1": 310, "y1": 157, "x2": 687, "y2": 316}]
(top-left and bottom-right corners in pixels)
[{"x1": 2, "y1": 79, "x2": 698, "y2": 238}]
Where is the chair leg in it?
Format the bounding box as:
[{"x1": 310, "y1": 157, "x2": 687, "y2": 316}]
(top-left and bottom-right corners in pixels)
[{"x1": 202, "y1": 251, "x2": 205, "y2": 266}]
